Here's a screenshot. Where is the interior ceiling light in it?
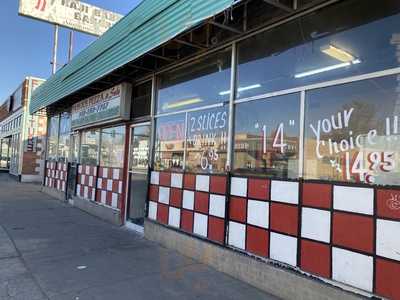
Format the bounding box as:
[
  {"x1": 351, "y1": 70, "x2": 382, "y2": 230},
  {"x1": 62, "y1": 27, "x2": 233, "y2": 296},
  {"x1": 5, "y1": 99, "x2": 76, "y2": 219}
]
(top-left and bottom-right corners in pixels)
[
  {"x1": 163, "y1": 98, "x2": 202, "y2": 110},
  {"x1": 321, "y1": 45, "x2": 356, "y2": 62},
  {"x1": 219, "y1": 84, "x2": 261, "y2": 96}
]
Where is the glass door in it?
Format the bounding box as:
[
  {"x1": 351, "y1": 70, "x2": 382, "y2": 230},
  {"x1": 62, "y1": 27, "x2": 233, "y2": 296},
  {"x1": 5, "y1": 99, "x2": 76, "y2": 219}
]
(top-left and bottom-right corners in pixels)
[
  {"x1": 127, "y1": 124, "x2": 151, "y2": 226},
  {"x1": 0, "y1": 137, "x2": 11, "y2": 170}
]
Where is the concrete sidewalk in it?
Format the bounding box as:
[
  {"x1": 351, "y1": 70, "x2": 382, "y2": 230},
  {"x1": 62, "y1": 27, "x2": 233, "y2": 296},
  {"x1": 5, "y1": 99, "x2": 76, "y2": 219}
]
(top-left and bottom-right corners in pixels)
[{"x1": 0, "y1": 174, "x2": 277, "y2": 300}]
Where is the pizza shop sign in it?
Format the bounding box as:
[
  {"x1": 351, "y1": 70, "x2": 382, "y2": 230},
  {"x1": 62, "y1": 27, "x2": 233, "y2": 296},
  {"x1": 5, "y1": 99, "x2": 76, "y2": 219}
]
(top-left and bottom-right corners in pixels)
[{"x1": 71, "y1": 83, "x2": 131, "y2": 129}]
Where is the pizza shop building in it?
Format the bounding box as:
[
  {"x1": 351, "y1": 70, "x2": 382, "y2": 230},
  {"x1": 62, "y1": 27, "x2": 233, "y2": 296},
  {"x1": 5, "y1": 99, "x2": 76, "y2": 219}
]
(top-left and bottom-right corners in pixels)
[{"x1": 30, "y1": 1, "x2": 400, "y2": 299}]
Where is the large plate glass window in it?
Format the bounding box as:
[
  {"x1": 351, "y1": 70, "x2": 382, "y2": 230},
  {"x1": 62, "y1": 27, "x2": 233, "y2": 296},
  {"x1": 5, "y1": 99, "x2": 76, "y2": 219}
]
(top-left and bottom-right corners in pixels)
[
  {"x1": 186, "y1": 106, "x2": 228, "y2": 173},
  {"x1": 100, "y1": 126, "x2": 126, "y2": 168},
  {"x1": 157, "y1": 48, "x2": 231, "y2": 114},
  {"x1": 80, "y1": 130, "x2": 100, "y2": 165},
  {"x1": 304, "y1": 74, "x2": 400, "y2": 186},
  {"x1": 58, "y1": 113, "x2": 71, "y2": 163},
  {"x1": 133, "y1": 82, "x2": 152, "y2": 119},
  {"x1": 236, "y1": 0, "x2": 400, "y2": 99},
  {"x1": 47, "y1": 115, "x2": 60, "y2": 160},
  {"x1": 154, "y1": 114, "x2": 185, "y2": 171},
  {"x1": 233, "y1": 93, "x2": 300, "y2": 179}
]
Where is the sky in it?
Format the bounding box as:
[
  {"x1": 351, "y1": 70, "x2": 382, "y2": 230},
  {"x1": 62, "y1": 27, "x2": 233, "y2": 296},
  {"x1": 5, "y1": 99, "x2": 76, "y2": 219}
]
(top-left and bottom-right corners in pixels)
[{"x1": 0, "y1": 0, "x2": 142, "y2": 103}]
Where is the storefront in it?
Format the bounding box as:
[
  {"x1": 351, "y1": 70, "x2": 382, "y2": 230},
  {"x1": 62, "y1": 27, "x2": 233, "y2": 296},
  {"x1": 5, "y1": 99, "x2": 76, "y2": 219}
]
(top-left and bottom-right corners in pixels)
[
  {"x1": 31, "y1": 1, "x2": 400, "y2": 299},
  {"x1": 0, "y1": 77, "x2": 46, "y2": 180}
]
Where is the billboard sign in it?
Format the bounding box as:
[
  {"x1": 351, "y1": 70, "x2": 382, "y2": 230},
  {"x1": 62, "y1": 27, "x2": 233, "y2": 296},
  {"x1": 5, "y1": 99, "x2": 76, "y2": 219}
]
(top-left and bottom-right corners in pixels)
[
  {"x1": 71, "y1": 83, "x2": 131, "y2": 129},
  {"x1": 18, "y1": 0, "x2": 123, "y2": 36}
]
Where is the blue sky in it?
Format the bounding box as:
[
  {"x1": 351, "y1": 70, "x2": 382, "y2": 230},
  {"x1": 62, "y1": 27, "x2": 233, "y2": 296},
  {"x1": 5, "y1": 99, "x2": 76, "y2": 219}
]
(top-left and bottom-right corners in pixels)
[{"x1": 0, "y1": 0, "x2": 142, "y2": 103}]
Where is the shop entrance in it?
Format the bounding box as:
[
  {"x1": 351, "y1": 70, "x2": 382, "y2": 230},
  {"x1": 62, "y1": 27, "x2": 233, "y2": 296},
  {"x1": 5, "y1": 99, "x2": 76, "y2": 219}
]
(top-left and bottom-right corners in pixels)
[
  {"x1": 0, "y1": 137, "x2": 11, "y2": 170},
  {"x1": 126, "y1": 123, "x2": 151, "y2": 228}
]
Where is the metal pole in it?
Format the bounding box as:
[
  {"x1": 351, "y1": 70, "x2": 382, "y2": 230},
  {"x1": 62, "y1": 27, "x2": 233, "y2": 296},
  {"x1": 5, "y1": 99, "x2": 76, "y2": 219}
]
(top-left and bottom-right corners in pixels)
[
  {"x1": 226, "y1": 42, "x2": 237, "y2": 171},
  {"x1": 52, "y1": 25, "x2": 59, "y2": 75},
  {"x1": 68, "y1": 31, "x2": 74, "y2": 62}
]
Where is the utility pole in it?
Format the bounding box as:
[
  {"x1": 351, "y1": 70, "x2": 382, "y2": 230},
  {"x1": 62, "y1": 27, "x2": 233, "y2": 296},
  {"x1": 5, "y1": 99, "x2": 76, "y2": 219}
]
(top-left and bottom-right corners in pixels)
[
  {"x1": 52, "y1": 24, "x2": 59, "y2": 75},
  {"x1": 68, "y1": 30, "x2": 74, "y2": 63}
]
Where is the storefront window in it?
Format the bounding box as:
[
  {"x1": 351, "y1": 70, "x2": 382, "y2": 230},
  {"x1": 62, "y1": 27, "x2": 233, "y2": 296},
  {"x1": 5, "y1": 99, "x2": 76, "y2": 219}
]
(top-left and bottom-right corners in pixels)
[
  {"x1": 133, "y1": 81, "x2": 152, "y2": 119},
  {"x1": 186, "y1": 106, "x2": 228, "y2": 173},
  {"x1": 100, "y1": 126, "x2": 125, "y2": 168},
  {"x1": 304, "y1": 75, "x2": 400, "y2": 186},
  {"x1": 58, "y1": 113, "x2": 71, "y2": 163},
  {"x1": 80, "y1": 130, "x2": 99, "y2": 165},
  {"x1": 47, "y1": 115, "x2": 59, "y2": 161},
  {"x1": 157, "y1": 48, "x2": 231, "y2": 114},
  {"x1": 234, "y1": 94, "x2": 300, "y2": 179},
  {"x1": 236, "y1": 0, "x2": 400, "y2": 99},
  {"x1": 154, "y1": 114, "x2": 185, "y2": 171},
  {"x1": 71, "y1": 132, "x2": 80, "y2": 163}
]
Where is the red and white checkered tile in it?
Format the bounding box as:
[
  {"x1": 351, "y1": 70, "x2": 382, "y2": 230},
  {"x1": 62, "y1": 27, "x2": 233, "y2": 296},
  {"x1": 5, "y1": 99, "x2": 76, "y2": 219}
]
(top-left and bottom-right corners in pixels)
[
  {"x1": 95, "y1": 167, "x2": 123, "y2": 210},
  {"x1": 44, "y1": 161, "x2": 67, "y2": 192},
  {"x1": 76, "y1": 164, "x2": 97, "y2": 201},
  {"x1": 148, "y1": 171, "x2": 227, "y2": 244}
]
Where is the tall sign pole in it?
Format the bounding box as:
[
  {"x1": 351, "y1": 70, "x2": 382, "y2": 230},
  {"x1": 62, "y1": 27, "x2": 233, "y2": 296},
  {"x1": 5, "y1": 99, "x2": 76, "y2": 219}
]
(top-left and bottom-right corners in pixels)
[
  {"x1": 52, "y1": 24, "x2": 59, "y2": 75},
  {"x1": 68, "y1": 31, "x2": 74, "y2": 63}
]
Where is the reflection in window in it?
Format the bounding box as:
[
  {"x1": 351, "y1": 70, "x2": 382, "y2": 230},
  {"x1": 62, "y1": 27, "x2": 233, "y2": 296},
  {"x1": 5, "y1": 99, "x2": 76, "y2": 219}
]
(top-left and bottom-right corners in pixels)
[
  {"x1": 186, "y1": 107, "x2": 228, "y2": 173},
  {"x1": 130, "y1": 126, "x2": 150, "y2": 170},
  {"x1": 154, "y1": 115, "x2": 185, "y2": 171},
  {"x1": 47, "y1": 115, "x2": 59, "y2": 161},
  {"x1": 58, "y1": 113, "x2": 71, "y2": 163},
  {"x1": 71, "y1": 133, "x2": 80, "y2": 163},
  {"x1": 100, "y1": 126, "x2": 125, "y2": 168},
  {"x1": 236, "y1": 0, "x2": 400, "y2": 99},
  {"x1": 80, "y1": 130, "x2": 99, "y2": 166},
  {"x1": 304, "y1": 75, "x2": 400, "y2": 185},
  {"x1": 133, "y1": 82, "x2": 152, "y2": 119},
  {"x1": 157, "y1": 48, "x2": 231, "y2": 114},
  {"x1": 234, "y1": 94, "x2": 300, "y2": 179}
]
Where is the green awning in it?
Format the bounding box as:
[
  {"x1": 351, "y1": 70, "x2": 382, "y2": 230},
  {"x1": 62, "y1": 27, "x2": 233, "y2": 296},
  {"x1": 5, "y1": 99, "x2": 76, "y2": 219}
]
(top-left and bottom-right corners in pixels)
[{"x1": 30, "y1": 0, "x2": 237, "y2": 114}]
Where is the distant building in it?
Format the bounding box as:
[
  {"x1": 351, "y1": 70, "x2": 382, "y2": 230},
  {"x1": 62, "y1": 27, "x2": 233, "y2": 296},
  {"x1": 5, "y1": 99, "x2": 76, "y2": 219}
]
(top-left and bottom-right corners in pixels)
[{"x1": 0, "y1": 77, "x2": 46, "y2": 182}]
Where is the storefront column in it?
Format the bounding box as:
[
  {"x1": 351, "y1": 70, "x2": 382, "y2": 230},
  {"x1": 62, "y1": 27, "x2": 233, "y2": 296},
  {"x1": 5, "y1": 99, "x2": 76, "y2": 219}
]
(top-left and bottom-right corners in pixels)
[{"x1": 226, "y1": 42, "x2": 237, "y2": 171}]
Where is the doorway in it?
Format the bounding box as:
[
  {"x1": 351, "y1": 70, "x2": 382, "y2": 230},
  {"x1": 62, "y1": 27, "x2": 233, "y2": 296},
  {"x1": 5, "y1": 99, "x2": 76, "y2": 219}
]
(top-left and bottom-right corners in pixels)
[
  {"x1": 0, "y1": 137, "x2": 11, "y2": 170},
  {"x1": 126, "y1": 123, "x2": 151, "y2": 228}
]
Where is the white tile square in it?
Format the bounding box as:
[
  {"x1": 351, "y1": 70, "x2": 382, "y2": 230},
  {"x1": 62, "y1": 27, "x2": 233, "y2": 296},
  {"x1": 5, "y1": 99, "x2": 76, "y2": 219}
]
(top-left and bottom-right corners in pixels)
[
  {"x1": 85, "y1": 166, "x2": 90, "y2": 175},
  {"x1": 270, "y1": 232, "x2": 297, "y2": 266},
  {"x1": 148, "y1": 201, "x2": 157, "y2": 220},
  {"x1": 84, "y1": 186, "x2": 89, "y2": 199},
  {"x1": 333, "y1": 186, "x2": 374, "y2": 215},
  {"x1": 159, "y1": 187, "x2": 170, "y2": 204},
  {"x1": 247, "y1": 200, "x2": 269, "y2": 229},
  {"x1": 107, "y1": 179, "x2": 113, "y2": 191},
  {"x1": 271, "y1": 181, "x2": 299, "y2": 204},
  {"x1": 111, "y1": 193, "x2": 118, "y2": 208},
  {"x1": 301, "y1": 208, "x2": 331, "y2": 243},
  {"x1": 168, "y1": 207, "x2": 181, "y2": 228},
  {"x1": 118, "y1": 181, "x2": 123, "y2": 194},
  {"x1": 101, "y1": 190, "x2": 107, "y2": 204},
  {"x1": 113, "y1": 168, "x2": 120, "y2": 180},
  {"x1": 171, "y1": 173, "x2": 183, "y2": 188},
  {"x1": 377, "y1": 219, "x2": 400, "y2": 261},
  {"x1": 228, "y1": 221, "x2": 246, "y2": 249},
  {"x1": 150, "y1": 171, "x2": 160, "y2": 185},
  {"x1": 209, "y1": 194, "x2": 226, "y2": 218},
  {"x1": 196, "y1": 175, "x2": 210, "y2": 192},
  {"x1": 230, "y1": 177, "x2": 247, "y2": 197},
  {"x1": 193, "y1": 213, "x2": 208, "y2": 237},
  {"x1": 182, "y1": 190, "x2": 194, "y2": 210},
  {"x1": 88, "y1": 176, "x2": 93, "y2": 187},
  {"x1": 81, "y1": 174, "x2": 86, "y2": 185},
  {"x1": 78, "y1": 165, "x2": 82, "y2": 174},
  {"x1": 97, "y1": 178, "x2": 102, "y2": 188},
  {"x1": 102, "y1": 167, "x2": 109, "y2": 178},
  {"x1": 332, "y1": 247, "x2": 373, "y2": 292}
]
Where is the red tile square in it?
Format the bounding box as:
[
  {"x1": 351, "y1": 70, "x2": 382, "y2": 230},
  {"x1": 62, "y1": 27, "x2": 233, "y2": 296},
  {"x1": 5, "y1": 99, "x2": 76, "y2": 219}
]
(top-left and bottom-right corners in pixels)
[
  {"x1": 170, "y1": 188, "x2": 182, "y2": 207},
  {"x1": 112, "y1": 180, "x2": 120, "y2": 193},
  {"x1": 246, "y1": 225, "x2": 269, "y2": 257},
  {"x1": 157, "y1": 203, "x2": 169, "y2": 224},
  {"x1": 159, "y1": 172, "x2": 171, "y2": 186},
  {"x1": 184, "y1": 174, "x2": 196, "y2": 189},
  {"x1": 96, "y1": 190, "x2": 102, "y2": 203},
  {"x1": 377, "y1": 189, "x2": 400, "y2": 220},
  {"x1": 181, "y1": 209, "x2": 194, "y2": 232},
  {"x1": 208, "y1": 216, "x2": 225, "y2": 243},
  {"x1": 195, "y1": 192, "x2": 209, "y2": 214},
  {"x1": 332, "y1": 212, "x2": 373, "y2": 253},
  {"x1": 300, "y1": 239, "x2": 331, "y2": 278},
  {"x1": 149, "y1": 185, "x2": 159, "y2": 202},
  {"x1": 376, "y1": 258, "x2": 400, "y2": 300},
  {"x1": 270, "y1": 203, "x2": 298, "y2": 236},
  {"x1": 229, "y1": 197, "x2": 247, "y2": 223},
  {"x1": 302, "y1": 183, "x2": 332, "y2": 209},
  {"x1": 210, "y1": 176, "x2": 227, "y2": 194},
  {"x1": 248, "y1": 178, "x2": 270, "y2": 200}
]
